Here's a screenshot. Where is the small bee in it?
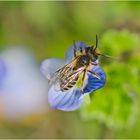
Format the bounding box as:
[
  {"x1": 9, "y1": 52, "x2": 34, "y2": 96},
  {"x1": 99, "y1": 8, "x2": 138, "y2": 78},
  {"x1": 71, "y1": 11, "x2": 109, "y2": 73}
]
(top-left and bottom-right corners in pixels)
[{"x1": 50, "y1": 35, "x2": 109, "y2": 92}]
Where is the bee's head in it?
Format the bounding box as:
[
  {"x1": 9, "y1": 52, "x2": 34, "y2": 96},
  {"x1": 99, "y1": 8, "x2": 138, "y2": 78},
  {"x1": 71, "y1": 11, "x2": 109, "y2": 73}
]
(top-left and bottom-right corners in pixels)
[
  {"x1": 73, "y1": 35, "x2": 113, "y2": 63},
  {"x1": 89, "y1": 35, "x2": 115, "y2": 61},
  {"x1": 87, "y1": 35, "x2": 101, "y2": 62}
]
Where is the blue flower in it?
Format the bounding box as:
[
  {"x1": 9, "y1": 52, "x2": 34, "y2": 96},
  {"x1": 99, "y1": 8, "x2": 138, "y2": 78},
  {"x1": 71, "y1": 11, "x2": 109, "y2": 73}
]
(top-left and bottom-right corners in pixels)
[
  {"x1": 40, "y1": 42, "x2": 106, "y2": 111},
  {"x1": 0, "y1": 47, "x2": 49, "y2": 120}
]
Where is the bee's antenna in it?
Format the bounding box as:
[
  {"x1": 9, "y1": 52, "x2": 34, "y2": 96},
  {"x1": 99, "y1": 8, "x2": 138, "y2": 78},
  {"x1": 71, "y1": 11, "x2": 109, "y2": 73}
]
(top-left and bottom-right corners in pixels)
[
  {"x1": 73, "y1": 40, "x2": 76, "y2": 57},
  {"x1": 93, "y1": 34, "x2": 98, "y2": 51},
  {"x1": 100, "y1": 54, "x2": 118, "y2": 60},
  {"x1": 95, "y1": 34, "x2": 98, "y2": 49},
  {"x1": 94, "y1": 35, "x2": 118, "y2": 60}
]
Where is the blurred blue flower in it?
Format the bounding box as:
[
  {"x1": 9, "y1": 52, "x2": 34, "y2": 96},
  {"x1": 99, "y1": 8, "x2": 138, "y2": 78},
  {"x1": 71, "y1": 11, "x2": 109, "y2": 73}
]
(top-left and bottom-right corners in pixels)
[
  {"x1": 0, "y1": 47, "x2": 49, "y2": 120},
  {"x1": 41, "y1": 42, "x2": 106, "y2": 111}
]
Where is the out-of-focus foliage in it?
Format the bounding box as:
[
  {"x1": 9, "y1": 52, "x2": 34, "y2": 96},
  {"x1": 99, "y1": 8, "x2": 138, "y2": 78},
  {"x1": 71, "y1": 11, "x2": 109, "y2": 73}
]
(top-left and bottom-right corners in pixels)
[
  {"x1": 81, "y1": 30, "x2": 140, "y2": 130},
  {"x1": 0, "y1": 1, "x2": 140, "y2": 139}
]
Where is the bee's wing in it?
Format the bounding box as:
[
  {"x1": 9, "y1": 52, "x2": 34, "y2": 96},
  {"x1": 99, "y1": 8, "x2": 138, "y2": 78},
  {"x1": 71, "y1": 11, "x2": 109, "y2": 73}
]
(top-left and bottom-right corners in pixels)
[
  {"x1": 49, "y1": 57, "x2": 83, "y2": 92},
  {"x1": 59, "y1": 66, "x2": 86, "y2": 91},
  {"x1": 49, "y1": 59, "x2": 75, "y2": 90}
]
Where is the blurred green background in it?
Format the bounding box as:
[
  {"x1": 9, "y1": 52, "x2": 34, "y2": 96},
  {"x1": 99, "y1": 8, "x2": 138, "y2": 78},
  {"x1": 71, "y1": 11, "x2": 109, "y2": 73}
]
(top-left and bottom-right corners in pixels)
[{"x1": 0, "y1": 1, "x2": 140, "y2": 139}]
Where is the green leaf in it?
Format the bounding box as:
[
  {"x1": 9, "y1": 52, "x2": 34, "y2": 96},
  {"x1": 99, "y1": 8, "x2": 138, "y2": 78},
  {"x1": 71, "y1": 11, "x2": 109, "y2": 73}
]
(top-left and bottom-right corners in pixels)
[{"x1": 80, "y1": 30, "x2": 140, "y2": 131}]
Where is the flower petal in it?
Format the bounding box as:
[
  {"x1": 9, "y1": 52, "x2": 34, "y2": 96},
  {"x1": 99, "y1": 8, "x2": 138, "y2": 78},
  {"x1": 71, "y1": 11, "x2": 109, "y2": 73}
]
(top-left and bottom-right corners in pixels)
[
  {"x1": 65, "y1": 42, "x2": 88, "y2": 62},
  {"x1": 83, "y1": 66, "x2": 106, "y2": 94},
  {"x1": 40, "y1": 58, "x2": 66, "y2": 80},
  {"x1": 48, "y1": 84, "x2": 83, "y2": 111}
]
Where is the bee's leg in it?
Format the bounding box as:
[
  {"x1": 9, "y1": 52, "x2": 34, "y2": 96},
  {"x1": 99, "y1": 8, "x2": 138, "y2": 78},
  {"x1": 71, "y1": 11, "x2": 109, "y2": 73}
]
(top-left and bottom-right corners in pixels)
[
  {"x1": 81, "y1": 69, "x2": 86, "y2": 94},
  {"x1": 82, "y1": 70, "x2": 86, "y2": 85},
  {"x1": 74, "y1": 48, "x2": 76, "y2": 57},
  {"x1": 73, "y1": 40, "x2": 77, "y2": 57},
  {"x1": 87, "y1": 70, "x2": 101, "y2": 80}
]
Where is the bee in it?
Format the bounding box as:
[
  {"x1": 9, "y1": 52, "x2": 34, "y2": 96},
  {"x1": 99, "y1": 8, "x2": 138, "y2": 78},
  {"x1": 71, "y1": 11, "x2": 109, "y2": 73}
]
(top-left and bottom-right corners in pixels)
[{"x1": 50, "y1": 35, "x2": 108, "y2": 93}]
